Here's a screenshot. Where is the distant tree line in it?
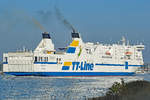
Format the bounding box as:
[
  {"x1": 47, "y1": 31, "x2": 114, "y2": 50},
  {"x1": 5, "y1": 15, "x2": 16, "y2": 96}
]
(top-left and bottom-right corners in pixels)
[{"x1": 89, "y1": 79, "x2": 150, "y2": 100}]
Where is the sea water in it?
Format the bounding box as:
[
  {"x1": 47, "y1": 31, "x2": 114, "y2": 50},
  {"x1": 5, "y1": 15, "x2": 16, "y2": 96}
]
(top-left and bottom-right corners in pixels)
[{"x1": 0, "y1": 74, "x2": 149, "y2": 100}]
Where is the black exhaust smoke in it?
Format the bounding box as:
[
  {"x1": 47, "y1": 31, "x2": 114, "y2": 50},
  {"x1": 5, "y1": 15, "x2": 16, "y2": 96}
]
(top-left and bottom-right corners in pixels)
[{"x1": 55, "y1": 6, "x2": 76, "y2": 32}]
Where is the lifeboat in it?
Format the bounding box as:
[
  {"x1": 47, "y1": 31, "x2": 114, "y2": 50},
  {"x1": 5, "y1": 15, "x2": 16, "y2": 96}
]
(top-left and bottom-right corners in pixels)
[
  {"x1": 125, "y1": 51, "x2": 132, "y2": 55},
  {"x1": 105, "y1": 51, "x2": 111, "y2": 55}
]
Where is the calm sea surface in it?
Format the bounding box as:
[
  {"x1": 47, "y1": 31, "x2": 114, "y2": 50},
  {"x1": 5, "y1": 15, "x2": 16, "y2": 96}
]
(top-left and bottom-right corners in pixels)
[{"x1": 0, "y1": 74, "x2": 150, "y2": 100}]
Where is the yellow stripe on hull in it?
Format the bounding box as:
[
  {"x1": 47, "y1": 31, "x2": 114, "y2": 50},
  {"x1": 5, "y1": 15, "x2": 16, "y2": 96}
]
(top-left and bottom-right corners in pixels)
[{"x1": 64, "y1": 62, "x2": 72, "y2": 66}]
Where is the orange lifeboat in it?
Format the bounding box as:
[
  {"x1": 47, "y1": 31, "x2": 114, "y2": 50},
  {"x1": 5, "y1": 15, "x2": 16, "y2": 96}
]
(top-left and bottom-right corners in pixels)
[
  {"x1": 105, "y1": 51, "x2": 111, "y2": 55},
  {"x1": 125, "y1": 51, "x2": 132, "y2": 55}
]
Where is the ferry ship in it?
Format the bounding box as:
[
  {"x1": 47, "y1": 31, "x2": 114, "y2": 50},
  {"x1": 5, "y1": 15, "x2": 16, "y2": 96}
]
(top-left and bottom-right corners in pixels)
[{"x1": 2, "y1": 31, "x2": 144, "y2": 76}]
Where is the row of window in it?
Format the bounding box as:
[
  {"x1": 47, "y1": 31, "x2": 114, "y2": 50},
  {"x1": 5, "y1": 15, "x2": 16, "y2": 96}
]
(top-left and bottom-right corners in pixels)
[
  {"x1": 34, "y1": 57, "x2": 62, "y2": 63},
  {"x1": 34, "y1": 57, "x2": 48, "y2": 62}
]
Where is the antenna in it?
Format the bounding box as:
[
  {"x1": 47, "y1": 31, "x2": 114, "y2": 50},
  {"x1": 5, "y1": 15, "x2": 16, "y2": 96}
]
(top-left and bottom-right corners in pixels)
[
  {"x1": 121, "y1": 36, "x2": 126, "y2": 45},
  {"x1": 127, "y1": 40, "x2": 130, "y2": 45},
  {"x1": 23, "y1": 46, "x2": 25, "y2": 52}
]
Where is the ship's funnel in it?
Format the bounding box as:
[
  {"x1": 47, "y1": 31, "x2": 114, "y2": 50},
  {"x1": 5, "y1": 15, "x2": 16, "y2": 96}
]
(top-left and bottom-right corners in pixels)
[
  {"x1": 66, "y1": 31, "x2": 84, "y2": 54},
  {"x1": 42, "y1": 32, "x2": 51, "y2": 39},
  {"x1": 34, "y1": 32, "x2": 55, "y2": 53},
  {"x1": 71, "y1": 31, "x2": 83, "y2": 44},
  {"x1": 71, "y1": 32, "x2": 80, "y2": 39}
]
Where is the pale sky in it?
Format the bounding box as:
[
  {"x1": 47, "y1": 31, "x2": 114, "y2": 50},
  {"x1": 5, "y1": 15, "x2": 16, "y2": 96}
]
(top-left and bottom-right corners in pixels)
[{"x1": 0, "y1": 0, "x2": 150, "y2": 62}]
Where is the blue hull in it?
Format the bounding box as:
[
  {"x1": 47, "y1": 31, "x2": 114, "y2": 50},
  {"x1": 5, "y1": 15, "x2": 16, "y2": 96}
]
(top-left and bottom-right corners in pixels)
[{"x1": 4, "y1": 72, "x2": 135, "y2": 76}]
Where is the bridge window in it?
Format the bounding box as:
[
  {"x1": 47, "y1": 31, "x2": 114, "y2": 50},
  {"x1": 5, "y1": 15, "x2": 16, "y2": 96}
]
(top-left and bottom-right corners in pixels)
[
  {"x1": 5, "y1": 57, "x2": 8, "y2": 62},
  {"x1": 59, "y1": 58, "x2": 61, "y2": 61},
  {"x1": 56, "y1": 58, "x2": 61, "y2": 64},
  {"x1": 44, "y1": 57, "x2": 48, "y2": 62},
  {"x1": 44, "y1": 57, "x2": 46, "y2": 62},
  {"x1": 56, "y1": 58, "x2": 58, "y2": 62},
  {"x1": 35, "y1": 56, "x2": 37, "y2": 62},
  {"x1": 47, "y1": 57, "x2": 48, "y2": 62},
  {"x1": 86, "y1": 49, "x2": 92, "y2": 54},
  {"x1": 40, "y1": 57, "x2": 43, "y2": 62}
]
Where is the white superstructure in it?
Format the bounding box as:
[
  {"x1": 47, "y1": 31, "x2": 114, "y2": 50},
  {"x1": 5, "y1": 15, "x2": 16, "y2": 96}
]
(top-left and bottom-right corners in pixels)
[{"x1": 3, "y1": 32, "x2": 144, "y2": 76}]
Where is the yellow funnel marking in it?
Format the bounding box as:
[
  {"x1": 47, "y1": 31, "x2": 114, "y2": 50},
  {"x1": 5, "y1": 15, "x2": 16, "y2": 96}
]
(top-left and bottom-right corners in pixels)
[
  {"x1": 70, "y1": 40, "x2": 79, "y2": 47},
  {"x1": 47, "y1": 51, "x2": 52, "y2": 54},
  {"x1": 64, "y1": 62, "x2": 72, "y2": 66}
]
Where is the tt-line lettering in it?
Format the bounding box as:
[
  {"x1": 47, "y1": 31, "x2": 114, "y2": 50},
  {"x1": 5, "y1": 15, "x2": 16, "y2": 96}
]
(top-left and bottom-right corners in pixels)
[{"x1": 72, "y1": 61, "x2": 94, "y2": 71}]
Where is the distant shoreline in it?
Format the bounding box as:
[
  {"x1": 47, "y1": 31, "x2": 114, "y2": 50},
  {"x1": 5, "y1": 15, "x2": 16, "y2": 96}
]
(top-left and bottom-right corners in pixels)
[{"x1": 0, "y1": 61, "x2": 2, "y2": 71}]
